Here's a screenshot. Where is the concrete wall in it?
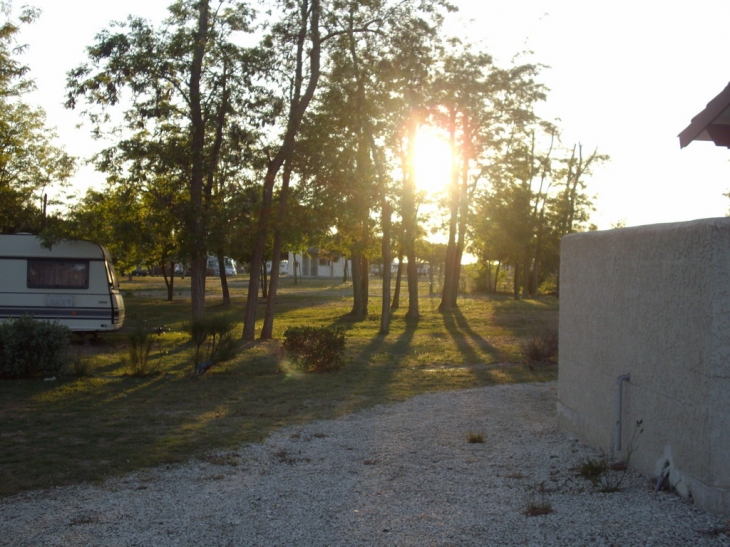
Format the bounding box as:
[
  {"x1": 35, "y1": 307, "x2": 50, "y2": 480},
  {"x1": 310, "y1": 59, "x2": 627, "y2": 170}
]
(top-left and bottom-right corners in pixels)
[{"x1": 558, "y1": 218, "x2": 730, "y2": 515}]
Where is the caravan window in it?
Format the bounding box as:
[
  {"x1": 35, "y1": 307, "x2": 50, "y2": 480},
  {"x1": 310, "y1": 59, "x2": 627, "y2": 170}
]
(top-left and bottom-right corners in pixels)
[{"x1": 27, "y1": 260, "x2": 90, "y2": 289}]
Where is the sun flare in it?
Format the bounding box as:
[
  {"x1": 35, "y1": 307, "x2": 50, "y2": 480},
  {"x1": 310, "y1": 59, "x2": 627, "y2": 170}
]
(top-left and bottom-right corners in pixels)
[{"x1": 414, "y1": 128, "x2": 452, "y2": 194}]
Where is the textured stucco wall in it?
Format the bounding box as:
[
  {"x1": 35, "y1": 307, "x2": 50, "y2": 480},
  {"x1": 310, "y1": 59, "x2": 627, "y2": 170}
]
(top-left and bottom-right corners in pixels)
[{"x1": 558, "y1": 218, "x2": 730, "y2": 514}]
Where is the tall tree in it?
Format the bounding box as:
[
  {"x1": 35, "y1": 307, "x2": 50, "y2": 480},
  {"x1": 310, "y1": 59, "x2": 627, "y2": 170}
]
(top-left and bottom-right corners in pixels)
[
  {"x1": 431, "y1": 45, "x2": 548, "y2": 309},
  {"x1": 0, "y1": 3, "x2": 75, "y2": 233},
  {"x1": 67, "y1": 0, "x2": 264, "y2": 319},
  {"x1": 242, "y1": 0, "x2": 321, "y2": 340},
  {"x1": 279, "y1": 0, "x2": 453, "y2": 330},
  {"x1": 385, "y1": 8, "x2": 455, "y2": 320}
]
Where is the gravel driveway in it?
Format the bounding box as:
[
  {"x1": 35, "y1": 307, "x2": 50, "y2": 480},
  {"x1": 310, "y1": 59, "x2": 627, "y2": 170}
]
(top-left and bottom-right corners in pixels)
[{"x1": 1, "y1": 382, "x2": 728, "y2": 546}]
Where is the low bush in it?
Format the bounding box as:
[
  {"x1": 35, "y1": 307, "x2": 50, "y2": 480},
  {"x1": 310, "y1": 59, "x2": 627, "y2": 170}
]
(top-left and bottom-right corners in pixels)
[
  {"x1": 70, "y1": 353, "x2": 93, "y2": 378},
  {"x1": 282, "y1": 325, "x2": 346, "y2": 373},
  {"x1": 520, "y1": 328, "x2": 559, "y2": 366},
  {"x1": 185, "y1": 313, "x2": 238, "y2": 375},
  {"x1": 0, "y1": 316, "x2": 71, "y2": 379},
  {"x1": 123, "y1": 319, "x2": 163, "y2": 377}
]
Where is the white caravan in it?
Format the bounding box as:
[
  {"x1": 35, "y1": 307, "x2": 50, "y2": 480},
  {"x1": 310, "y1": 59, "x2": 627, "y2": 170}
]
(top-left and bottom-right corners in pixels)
[{"x1": 0, "y1": 234, "x2": 125, "y2": 332}]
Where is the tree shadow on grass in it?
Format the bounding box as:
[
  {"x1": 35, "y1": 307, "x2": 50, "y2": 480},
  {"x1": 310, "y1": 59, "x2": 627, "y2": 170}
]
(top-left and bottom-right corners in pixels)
[
  {"x1": 441, "y1": 308, "x2": 504, "y2": 366},
  {"x1": 334, "y1": 314, "x2": 420, "y2": 408}
]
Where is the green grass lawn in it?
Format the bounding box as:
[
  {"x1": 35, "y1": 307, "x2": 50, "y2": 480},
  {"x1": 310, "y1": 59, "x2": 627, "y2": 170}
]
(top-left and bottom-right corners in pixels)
[{"x1": 0, "y1": 274, "x2": 558, "y2": 498}]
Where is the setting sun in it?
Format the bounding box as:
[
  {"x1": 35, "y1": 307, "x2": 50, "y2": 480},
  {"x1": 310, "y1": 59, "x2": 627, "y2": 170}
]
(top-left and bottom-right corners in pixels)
[{"x1": 413, "y1": 128, "x2": 453, "y2": 195}]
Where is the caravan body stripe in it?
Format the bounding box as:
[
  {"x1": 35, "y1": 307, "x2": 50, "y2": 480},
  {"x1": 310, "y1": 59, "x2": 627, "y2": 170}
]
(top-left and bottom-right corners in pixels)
[{"x1": 0, "y1": 306, "x2": 114, "y2": 320}]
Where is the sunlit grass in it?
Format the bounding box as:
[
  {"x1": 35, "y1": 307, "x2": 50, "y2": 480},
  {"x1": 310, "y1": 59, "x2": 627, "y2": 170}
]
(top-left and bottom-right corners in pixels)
[{"x1": 0, "y1": 274, "x2": 558, "y2": 498}]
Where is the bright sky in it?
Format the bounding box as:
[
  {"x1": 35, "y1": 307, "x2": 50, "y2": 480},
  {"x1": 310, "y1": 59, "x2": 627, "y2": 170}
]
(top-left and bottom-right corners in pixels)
[{"x1": 16, "y1": 0, "x2": 730, "y2": 229}]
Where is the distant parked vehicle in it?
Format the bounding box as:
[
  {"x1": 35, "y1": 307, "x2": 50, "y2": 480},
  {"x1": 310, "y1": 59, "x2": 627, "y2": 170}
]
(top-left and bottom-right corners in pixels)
[
  {"x1": 207, "y1": 256, "x2": 237, "y2": 277},
  {"x1": 0, "y1": 234, "x2": 125, "y2": 332},
  {"x1": 266, "y1": 260, "x2": 288, "y2": 275}
]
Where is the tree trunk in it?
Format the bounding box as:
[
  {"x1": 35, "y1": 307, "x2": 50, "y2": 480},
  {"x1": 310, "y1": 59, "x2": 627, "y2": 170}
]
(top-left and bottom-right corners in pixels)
[
  {"x1": 379, "y1": 200, "x2": 392, "y2": 334},
  {"x1": 494, "y1": 261, "x2": 501, "y2": 293},
  {"x1": 531, "y1": 217, "x2": 544, "y2": 298},
  {"x1": 485, "y1": 260, "x2": 492, "y2": 294},
  {"x1": 405, "y1": 255, "x2": 419, "y2": 319},
  {"x1": 261, "y1": 159, "x2": 293, "y2": 339},
  {"x1": 391, "y1": 255, "x2": 403, "y2": 311},
  {"x1": 343, "y1": 259, "x2": 349, "y2": 283},
  {"x1": 403, "y1": 117, "x2": 419, "y2": 320},
  {"x1": 451, "y1": 127, "x2": 471, "y2": 307},
  {"x1": 428, "y1": 257, "x2": 435, "y2": 296},
  {"x1": 513, "y1": 262, "x2": 520, "y2": 300},
  {"x1": 260, "y1": 261, "x2": 268, "y2": 300},
  {"x1": 218, "y1": 252, "x2": 231, "y2": 307},
  {"x1": 522, "y1": 256, "x2": 530, "y2": 299},
  {"x1": 350, "y1": 248, "x2": 366, "y2": 317},
  {"x1": 188, "y1": 1, "x2": 209, "y2": 320},
  {"x1": 439, "y1": 204, "x2": 458, "y2": 311},
  {"x1": 451, "y1": 245, "x2": 463, "y2": 306},
  {"x1": 439, "y1": 108, "x2": 458, "y2": 313},
  {"x1": 361, "y1": 254, "x2": 369, "y2": 314},
  {"x1": 162, "y1": 261, "x2": 175, "y2": 301},
  {"x1": 242, "y1": 0, "x2": 321, "y2": 340}
]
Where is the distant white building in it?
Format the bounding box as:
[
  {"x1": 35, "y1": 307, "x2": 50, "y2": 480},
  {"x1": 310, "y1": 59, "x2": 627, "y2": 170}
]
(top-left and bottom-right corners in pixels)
[{"x1": 287, "y1": 250, "x2": 346, "y2": 279}]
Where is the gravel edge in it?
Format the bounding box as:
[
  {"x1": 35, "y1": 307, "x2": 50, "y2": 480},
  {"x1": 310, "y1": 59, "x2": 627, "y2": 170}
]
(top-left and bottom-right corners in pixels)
[{"x1": 1, "y1": 382, "x2": 728, "y2": 547}]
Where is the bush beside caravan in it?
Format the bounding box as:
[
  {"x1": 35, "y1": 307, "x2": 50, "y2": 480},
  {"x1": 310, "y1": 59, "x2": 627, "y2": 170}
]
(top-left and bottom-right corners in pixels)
[{"x1": 0, "y1": 235, "x2": 125, "y2": 332}]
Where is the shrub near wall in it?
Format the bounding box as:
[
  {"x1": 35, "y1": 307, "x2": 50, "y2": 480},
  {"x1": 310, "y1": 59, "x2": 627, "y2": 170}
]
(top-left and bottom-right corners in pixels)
[{"x1": 0, "y1": 316, "x2": 71, "y2": 378}]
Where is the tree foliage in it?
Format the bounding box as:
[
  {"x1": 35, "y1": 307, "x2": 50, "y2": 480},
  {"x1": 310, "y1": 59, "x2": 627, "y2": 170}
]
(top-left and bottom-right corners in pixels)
[
  {"x1": 54, "y1": 0, "x2": 607, "y2": 334},
  {"x1": 0, "y1": 3, "x2": 75, "y2": 233},
  {"x1": 66, "y1": 0, "x2": 269, "y2": 316}
]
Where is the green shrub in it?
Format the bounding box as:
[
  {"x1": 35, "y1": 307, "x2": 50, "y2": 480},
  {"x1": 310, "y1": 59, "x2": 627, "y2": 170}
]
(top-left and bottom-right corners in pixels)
[
  {"x1": 282, "y1": 325, "x2": 346, "y2": 373},
  {"x1": 520, "y1": 328, "x2": 559, "y2": 366},
  {"x1": 185, "y1": 313, "x2": 238, "y2": 375},
  {"x1": 0, "y1": 316, "x2": 71, "y2": 379},
  {"x1": 123, "y1": 319, "x2": 163, "y2": 377},
  {"x1": 70, "y1": 353, "x2": 93, "y2": 378}
]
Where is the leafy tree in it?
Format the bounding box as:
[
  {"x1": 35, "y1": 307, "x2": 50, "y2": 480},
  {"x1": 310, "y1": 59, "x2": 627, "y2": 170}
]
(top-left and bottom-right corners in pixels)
[
  {"x1": 425, "y1": 41, "x2": 551, "y2": 309},
  {"x1": 0, "y1": 3, "x2": 75, "y2": 233},
  {"x1": 66, "y1": 0, "x2": 267, "y2": 319},
  {"x1": 242, "y1": 0, "x2": 323, "y2": 340},
  {"x1": 281, "y1": 0, "x2": 454, "y2": 331},
  {"x1": 472, "y1": 126, "x2": 607, "y2": 298}
]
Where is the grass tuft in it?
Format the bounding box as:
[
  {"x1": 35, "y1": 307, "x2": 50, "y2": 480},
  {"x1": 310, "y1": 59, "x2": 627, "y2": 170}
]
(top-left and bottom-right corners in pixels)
[
  {"x1": 466, "y1": 431, "x2": 486, "y2": 443},
  {"x1": 524, "y1": 482, "x2": 554, "y2": 516}
]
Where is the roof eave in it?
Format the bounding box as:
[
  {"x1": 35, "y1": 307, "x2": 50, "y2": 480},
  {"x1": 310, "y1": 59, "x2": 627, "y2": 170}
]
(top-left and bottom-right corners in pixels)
[{"x1": 678, "y1": 82, "x2": 730, "y2": 148}]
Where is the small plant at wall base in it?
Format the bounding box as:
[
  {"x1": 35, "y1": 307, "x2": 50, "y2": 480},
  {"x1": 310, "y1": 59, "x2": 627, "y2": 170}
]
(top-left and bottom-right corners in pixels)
[
  {"x1": 0, "y1": 315, "x2": 71, "y2": 379},
  {"x1": 282, "y1": 325, "x2": 346, "y2": 373},
  {"x1": 578, "y1": 419, "x2": 644, "y2": 493}
]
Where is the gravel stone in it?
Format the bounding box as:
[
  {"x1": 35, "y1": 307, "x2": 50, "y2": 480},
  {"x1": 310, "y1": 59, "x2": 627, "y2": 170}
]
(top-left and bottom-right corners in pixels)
[{"x1": 1, "y1": 382, "x2": 728, "y2": 546}]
